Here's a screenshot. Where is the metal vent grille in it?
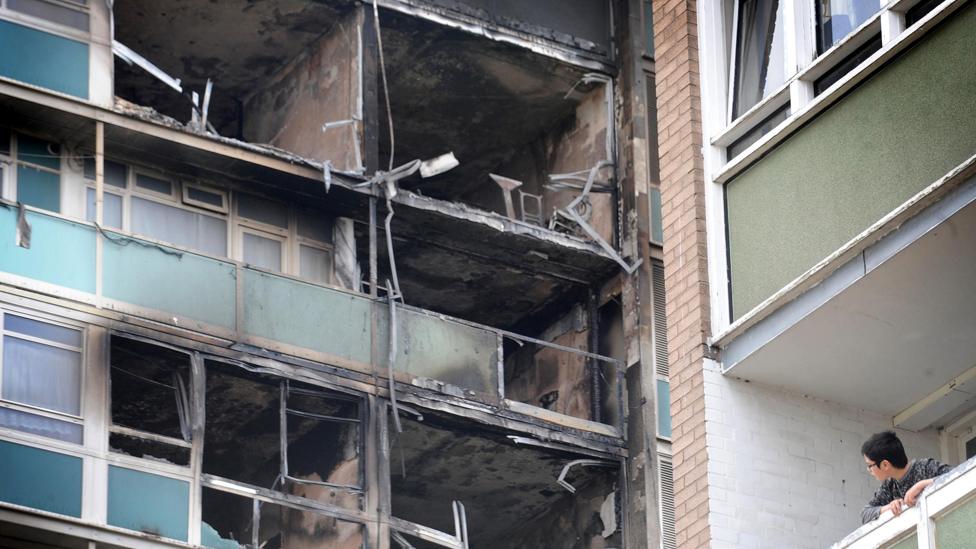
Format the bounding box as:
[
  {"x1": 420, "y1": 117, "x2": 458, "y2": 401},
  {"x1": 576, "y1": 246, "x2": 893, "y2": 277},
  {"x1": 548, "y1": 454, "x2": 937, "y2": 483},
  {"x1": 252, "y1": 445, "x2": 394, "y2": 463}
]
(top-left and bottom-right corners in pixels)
[
  {"x1": 659, "y1": 454, "x2": 677, "y2": 549},
  {"x1": 652, "y1": 259, "x2": 670, "y2": 377}
]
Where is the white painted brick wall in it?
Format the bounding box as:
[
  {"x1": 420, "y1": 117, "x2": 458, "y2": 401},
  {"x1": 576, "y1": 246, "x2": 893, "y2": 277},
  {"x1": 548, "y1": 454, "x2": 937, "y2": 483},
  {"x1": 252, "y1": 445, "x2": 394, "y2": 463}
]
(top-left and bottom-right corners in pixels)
[{"x1": 701, "y1": 359, "x2": 941, "y2": 549}]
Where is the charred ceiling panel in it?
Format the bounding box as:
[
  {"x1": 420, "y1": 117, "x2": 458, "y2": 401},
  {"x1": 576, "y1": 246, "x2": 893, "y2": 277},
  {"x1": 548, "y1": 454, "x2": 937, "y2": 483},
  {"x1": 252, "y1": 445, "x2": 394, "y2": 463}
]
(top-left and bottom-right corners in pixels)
[
  {"x1": 112, "y1": 0, "x2": 357, "y2": 135},
  {"x1": 390, "y1": 413, "x2": 619, "y2": 548},
  {"x1": 376, "y1": 9, "x2": 599, "y2": 204}
]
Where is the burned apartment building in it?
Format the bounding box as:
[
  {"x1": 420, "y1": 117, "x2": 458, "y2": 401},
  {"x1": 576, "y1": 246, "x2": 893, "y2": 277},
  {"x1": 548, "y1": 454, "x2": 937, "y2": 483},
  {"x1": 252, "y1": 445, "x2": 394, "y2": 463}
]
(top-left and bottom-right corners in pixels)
[{"x1": 0, "y1": 1, "x2": 674, "y2": 548}]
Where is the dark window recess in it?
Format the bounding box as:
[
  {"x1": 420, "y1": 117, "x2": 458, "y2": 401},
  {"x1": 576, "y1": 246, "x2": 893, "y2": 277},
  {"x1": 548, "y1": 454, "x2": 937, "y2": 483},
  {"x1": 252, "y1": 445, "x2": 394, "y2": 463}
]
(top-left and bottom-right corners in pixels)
[
  {"x1": 727, "y1": 103, "x2": 790, "y2": 159},
  {"x1": 0, "y1": 127, "x2": 10, "y2": 155},
  {"x1": 204, "y1": 361, "x2": 282, "y2": 489},
  {"x1": 201, "y1": 487, "x2": 254, "y2": 548},
  {"x1": 731, "y1": 0, "x2": 788, "y2": 119},
  {"x1": 906, "y1": 0, "x2": 942, "y2": 26},
  {"x1": 83, "y1": 158, "x2": 128, "y2": 188},
  {"x1": 966, "y1": 436, "x2": 976, "y2": 460},
  {"x1": 109, "y1": 432, "x2": 190, "y2": 466},
  {"x1": 110, "y1": 336, "x2": 191, "y2": 441},
  {"x1": 186, "y1": 186, "x2": 224, "y2": 208},
  {"x1": 813, "y1": 34, "x2": 882, "y2": 96}
]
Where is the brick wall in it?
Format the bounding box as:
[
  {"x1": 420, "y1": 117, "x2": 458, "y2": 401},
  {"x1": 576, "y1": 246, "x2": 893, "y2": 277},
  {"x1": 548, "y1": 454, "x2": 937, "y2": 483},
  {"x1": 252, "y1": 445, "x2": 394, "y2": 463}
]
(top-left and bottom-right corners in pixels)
[
  {"x1": 702, "y1": 360, "x2": 941, "y2": 549},
  {"x1": 652, "y1": 0, "x2": 712, "y2": 547}
]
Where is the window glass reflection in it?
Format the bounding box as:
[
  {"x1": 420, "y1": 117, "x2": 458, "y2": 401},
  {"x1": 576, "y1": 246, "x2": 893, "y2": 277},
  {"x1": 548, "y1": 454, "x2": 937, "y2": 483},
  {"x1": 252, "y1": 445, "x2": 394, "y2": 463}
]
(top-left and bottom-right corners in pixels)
[
  {"x1": 816, "y1": 0, "x2": 881, "y2": 53},
  {"x1": 732, "y1": 0, "x2": 788, "y2": 119}
]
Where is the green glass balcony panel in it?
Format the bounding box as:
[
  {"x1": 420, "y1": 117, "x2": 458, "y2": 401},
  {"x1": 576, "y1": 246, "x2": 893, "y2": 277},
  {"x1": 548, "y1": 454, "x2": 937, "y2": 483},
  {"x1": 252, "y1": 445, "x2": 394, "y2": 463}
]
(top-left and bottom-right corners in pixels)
[
  {"x1": 0, "y1": 440, "x2": 82, "y2": 517},
  {"x1": 375, "y1": 303, "x2": 498, "y2": 397},
  {"x1": 657, "y1": 378, "x2": 672, "y2": 438},
  {"x1": 885, "y1": 531, "x2": 918, "y2": 549},
  {"x1": 241, "y1": 269, "x2": 372, "y2": 365},
  {"x1": 107, "y1": 466, "x2": 189, "y2": 541},
  {"x1": 102, "y1": 235, "x2": 236, "y2": 329},
  {"x1": 0, "y1": 208, "x2": 96, "y2": 293},
  {"x1": 725, "y1": 2, "x2": 976, "y2": 318},
  {"x1": 0, "y1": 19, "x2": 88, "y2": 99},
  {"x1": 17, "y1": 165, "x2": 60, "y2": 213},
  {"x1": 935, "y1": 494, "x2": 976, "y2": 549}
]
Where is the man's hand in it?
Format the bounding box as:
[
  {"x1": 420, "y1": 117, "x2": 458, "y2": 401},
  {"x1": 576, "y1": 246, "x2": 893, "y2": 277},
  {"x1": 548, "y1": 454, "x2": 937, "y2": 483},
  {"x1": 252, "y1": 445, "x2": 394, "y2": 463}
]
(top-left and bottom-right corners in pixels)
[
  {"x1": 905, "y1": 479, "x2": 934, "y2": 506},
  {"x1": 882, "y1": 498, "x2": 905, "y2": 517}
]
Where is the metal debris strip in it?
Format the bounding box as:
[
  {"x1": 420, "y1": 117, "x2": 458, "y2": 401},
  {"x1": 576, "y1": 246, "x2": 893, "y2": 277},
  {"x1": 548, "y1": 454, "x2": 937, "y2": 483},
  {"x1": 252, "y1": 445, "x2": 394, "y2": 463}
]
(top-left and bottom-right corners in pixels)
[
  {"x1": 489, "y1": 173, "x2": 522, "y2": 220},
  {"x1": 548, "y1": 161, "x2": 642, "y2": 274},
  {"x1": 556, "y1": 459, "x2": 617, "y2": 494},
  {"x1": 386, "y1": 279, "x2": 404, "y2": 434},
  {"x1": 392, "y1": 531, "x2": 417, "y2": 549},
  {"x1": 321, "y1": 119, "x2": 365, "y2": 176},
  {"x1": 113, "y1": 41, "x2": 183, "y2": 93},
  {"x1": 372, "y1": 0, "x2": 396, "y2": 171},
  {"x1": 16, "y1": 202, "x2": 30, "y2": 249},
  {"x1": 452, "y1": 500, "x2": 470, "y2": 549}
]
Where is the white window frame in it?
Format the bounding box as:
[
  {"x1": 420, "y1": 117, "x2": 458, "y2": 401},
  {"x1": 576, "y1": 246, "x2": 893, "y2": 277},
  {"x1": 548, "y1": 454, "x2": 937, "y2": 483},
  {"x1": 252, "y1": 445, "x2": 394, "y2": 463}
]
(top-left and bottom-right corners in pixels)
[
  {"x1": 0, "y1": 307, "x2": 88, "y2": 456},
  {"x1": 132, "y1": 168, "x2": 177, "y2": 200},
  {"x1": 182, "y1": 182, "x2": 228, "y2": 214},
  {"x1": 698, "y1": 0, "x2": 963, "y2": 337},
  {"x1": 237, "y1": 224, "x2": 288, "y2": 273},
  {"x1": 0, "y1": 0, "x2": 92, "y2": 43}
]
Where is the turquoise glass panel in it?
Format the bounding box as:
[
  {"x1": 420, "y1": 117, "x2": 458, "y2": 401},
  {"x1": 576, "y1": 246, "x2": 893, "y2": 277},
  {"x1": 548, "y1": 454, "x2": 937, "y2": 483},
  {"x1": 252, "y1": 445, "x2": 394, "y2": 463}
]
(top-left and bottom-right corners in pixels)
[
  {"x1": 17, "y1": 134, "x2": 60, "y2": 171},
  {"x1": 650, "y1": 186, "x2": 664, "y2": 243},
  {"x1": 0, "y1": 19, "x2": 89, "y2": 99},
  {"x1": 657, "y1": 379, "x2": 672, "y2": 438},
  {"x1": 242, "y1": 269, "x2": 372, "y2": 364},
  {"x1": 0, "y1": 207, "x2": 96, "y2": 292},
  {"x1": 0, "y1": 439, "x2": 82, "y2": 517},
  {"x1": 935, "y1": 494, "x2": 976, "y2": 549},
  {"x1": 17, "y1": 165, "x2": 60, "y2": 213},
  {"x1": 102, "y1": 235, "x2": 237, "y2": 329},
  {"x1": 107, "y1": 466, "x2": 189, "y2": 541},
  {"x1": 376, "y1": 305, "x2": 498, "y2": 396}
]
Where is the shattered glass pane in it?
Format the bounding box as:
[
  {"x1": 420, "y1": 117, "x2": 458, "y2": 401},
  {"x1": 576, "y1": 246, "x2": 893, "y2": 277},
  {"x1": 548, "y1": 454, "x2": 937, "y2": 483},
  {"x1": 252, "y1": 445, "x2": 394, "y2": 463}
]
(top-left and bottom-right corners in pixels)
[
  {"x1": 201, "y1": 487, "x2": 252, "y2": 549},
  {"x1": 111, "y1": 336, "x2": 191, "y2": 440}
]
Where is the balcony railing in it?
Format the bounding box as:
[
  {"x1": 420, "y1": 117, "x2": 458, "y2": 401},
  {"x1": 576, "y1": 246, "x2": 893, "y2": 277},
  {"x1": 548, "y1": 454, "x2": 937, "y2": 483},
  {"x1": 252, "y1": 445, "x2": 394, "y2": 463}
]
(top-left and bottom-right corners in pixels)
[
  {"x1": 0, "y1": 205, "x2": 623, "y2": 434},
  {"x1": 832, "y1": 456, "x2": 976, "y2": 549}
]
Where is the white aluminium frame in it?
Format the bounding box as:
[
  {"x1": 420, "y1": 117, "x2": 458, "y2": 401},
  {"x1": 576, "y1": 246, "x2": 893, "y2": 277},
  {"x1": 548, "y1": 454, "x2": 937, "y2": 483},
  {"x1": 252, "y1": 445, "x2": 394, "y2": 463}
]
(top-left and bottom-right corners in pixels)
[{"x1": 698, "y1": 0, "x2": 961, "y2": 338}]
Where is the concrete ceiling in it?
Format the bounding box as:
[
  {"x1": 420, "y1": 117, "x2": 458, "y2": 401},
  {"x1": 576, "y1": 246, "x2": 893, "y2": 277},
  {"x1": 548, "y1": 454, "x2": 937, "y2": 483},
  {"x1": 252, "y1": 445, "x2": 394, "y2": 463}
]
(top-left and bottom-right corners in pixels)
[
  {"x1": 378, "y1": 8, "x2": 595, "y2": 203},
  {"x1": 726, "y1": 197, "x2": 976, "y2": 427},
  {"x1": 113, "y1": 0, "x2": 358, "y2": 135}
]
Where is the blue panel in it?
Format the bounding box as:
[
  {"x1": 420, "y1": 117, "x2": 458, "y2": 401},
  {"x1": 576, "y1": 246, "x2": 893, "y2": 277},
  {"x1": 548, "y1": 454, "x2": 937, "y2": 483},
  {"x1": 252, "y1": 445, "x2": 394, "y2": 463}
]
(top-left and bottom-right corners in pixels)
[
  {"x1": 0, "y1": 439, "x2": 82, "y2": 517},
  {"x1": 107, "y1": 466, "x2": 189, "y2": 541},
  {"x1": 242, "y1": 269, "x2": 372, "y2": 364},
  {"x1": 0, "y1": 207, "x2": 97, "y2": 292},
  {"x1": 650, "y1": 186, "x2": 664, "y2": 243},
  {"x1": 102, "y1": 236, "x2": 237, "y2": 329},
  {"x1": 0, "y1": 19, "x2": 89, "y2": 99},
  {"x1": 17, "y1": 165, "x2": 60, "y2": 213},
  {"x1": 17, "y1": 134, "x2": 60, "y2": 171},
  {"x1": 657, "y1": 379, "x2": 672, "y2": 438}
]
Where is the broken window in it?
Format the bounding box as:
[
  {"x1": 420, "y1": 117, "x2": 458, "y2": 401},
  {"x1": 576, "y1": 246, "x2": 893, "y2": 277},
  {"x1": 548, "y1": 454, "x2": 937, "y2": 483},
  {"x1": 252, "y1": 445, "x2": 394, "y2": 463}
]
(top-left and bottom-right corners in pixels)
[
  {"x1": 0, "y1": 312, "x2": 84, "y2": 443},
  {"x1": 200, "y1": 487, "x2": 365, "y2": 549},
  {"x1": 109, "y1": 336, "x2": 191, "y2": 465},
  {"x1": 204, "y1": 361, "x2": 364, "y2": 509}
]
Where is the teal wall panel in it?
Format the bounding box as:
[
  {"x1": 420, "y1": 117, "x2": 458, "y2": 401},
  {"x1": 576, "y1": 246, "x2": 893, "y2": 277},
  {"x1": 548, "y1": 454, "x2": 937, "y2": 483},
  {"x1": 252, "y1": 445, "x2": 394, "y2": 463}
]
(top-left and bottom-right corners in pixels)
[
  {"x1": 725, "y1": 3, "x2": 976, "y2": 317},
  {"x1": 376, "y1": 305, "x2": 498, "y2": 395},
  {"x1": 656, "y1": 379, "x2": 672, "y2": 438},
  {"x1": 0, "y1": 208, "x2": 96, "y2": 292},
  {"x1": 0, "y1": 19, "x2": 88, "y2": 99},
  {"x1": 242, "y1": 270, "x2": 372, "y2": 364},
  {"x1": 102, "y1": 237, "x2": 236, "y2": 329},
  {"x1": 17, "y1": 165, "x2": 60, "y2": 213},
  {"x1": 0, "y1": 439, "x2": 82, "y2": 517},
  {"x1": 107, "y1": 466, "x2": 189, "y2": 541}
]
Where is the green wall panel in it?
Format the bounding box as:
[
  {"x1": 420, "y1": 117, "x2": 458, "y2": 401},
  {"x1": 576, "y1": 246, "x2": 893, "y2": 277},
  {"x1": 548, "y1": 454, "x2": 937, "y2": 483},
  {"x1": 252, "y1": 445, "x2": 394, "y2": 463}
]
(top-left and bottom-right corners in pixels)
[
  {"x1": 17, "y1": 165, "x2": 60, "y2": 213},
  {"x1": 0, "y1": 19, "x2": 88, "y2": 99},
  {"x1": 0, "y1": 208, "x2": 96, "y2": 292},
  {"x1": 725, "y1": 3, "x2": 976, "y2": 318},
  {"x1": 935, "y1": 494, "x2": 976, "y2": 549},
  {"x1": 0, "y1": 440, "x2": 82, "y2": 517},
  {"x1": 242, "y1": 270, "x2": 372, "y2": 364},
  {"x1": 107, "y1": 466, "x2": 189, "y2": 541},
  {"x1": 102, "y1": 237, "x2": 236, "y2": 329},
  {"x1": 375, "y1": 305, "x2": 498, "y2": 395},
  {"x1": 885, "y1": 532, "x2": 918, "y2": 549}
]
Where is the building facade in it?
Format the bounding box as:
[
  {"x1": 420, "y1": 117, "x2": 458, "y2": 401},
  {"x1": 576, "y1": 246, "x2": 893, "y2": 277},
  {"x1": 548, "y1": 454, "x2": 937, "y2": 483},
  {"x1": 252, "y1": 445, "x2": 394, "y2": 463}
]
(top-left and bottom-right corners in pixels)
[
  {"x1": 653, "y1": 0, "x2": 976, "y2": 547},
  {"x1": 0, "y1": 1, "x2": 680, "y2": 548}
]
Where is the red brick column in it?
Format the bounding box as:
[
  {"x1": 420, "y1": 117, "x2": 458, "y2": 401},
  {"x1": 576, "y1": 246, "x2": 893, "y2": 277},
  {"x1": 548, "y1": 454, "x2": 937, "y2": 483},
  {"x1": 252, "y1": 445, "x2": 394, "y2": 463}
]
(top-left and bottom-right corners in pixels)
[{"x1": 652, "y1": 1, "x2": 712, "y2": 547}]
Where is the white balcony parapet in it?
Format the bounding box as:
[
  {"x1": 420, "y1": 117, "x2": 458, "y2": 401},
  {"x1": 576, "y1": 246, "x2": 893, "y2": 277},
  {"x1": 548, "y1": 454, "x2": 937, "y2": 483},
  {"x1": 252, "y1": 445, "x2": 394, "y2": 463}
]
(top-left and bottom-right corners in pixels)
[{"x1": 832, "y1": 455, "x2": 976, "y2": 549}]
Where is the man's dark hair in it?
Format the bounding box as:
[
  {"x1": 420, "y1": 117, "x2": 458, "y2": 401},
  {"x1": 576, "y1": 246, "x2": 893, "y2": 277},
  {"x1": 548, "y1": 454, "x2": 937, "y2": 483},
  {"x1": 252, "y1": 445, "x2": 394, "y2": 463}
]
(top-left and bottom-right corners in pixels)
[{"x1": 862, "y1": 431, "x2": 909, "y2": 468}]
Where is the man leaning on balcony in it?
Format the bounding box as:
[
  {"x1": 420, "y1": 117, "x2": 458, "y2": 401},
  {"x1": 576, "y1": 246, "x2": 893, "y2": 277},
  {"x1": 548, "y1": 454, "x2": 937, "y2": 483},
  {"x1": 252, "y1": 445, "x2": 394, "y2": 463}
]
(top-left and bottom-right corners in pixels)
[{"x1": 861, "y1": 431, "x2": 951, "y2": 523}]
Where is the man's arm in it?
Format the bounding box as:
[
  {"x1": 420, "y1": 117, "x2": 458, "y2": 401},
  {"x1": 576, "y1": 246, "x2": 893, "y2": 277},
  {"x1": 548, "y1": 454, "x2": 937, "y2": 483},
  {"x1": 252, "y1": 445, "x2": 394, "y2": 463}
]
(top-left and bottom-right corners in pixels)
[{"x1": 861, "y1": 484, "x2": 895, "y2": 524}]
